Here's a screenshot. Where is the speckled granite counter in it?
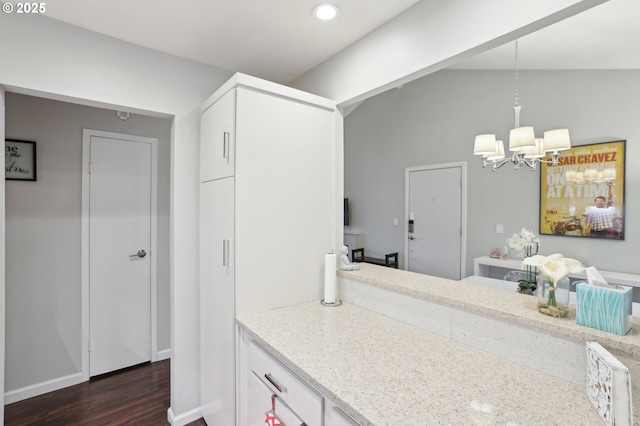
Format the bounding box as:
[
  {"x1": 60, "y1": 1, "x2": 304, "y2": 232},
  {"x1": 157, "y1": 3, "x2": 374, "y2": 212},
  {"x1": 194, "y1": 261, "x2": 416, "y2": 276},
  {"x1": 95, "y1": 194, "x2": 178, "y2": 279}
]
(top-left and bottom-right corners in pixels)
[
  {"x1": 238, "y1": 301, "x2": 604, "y2": 425},
  {"x1": 338, "y1": 264, "x2": 640, "y2": 359}
]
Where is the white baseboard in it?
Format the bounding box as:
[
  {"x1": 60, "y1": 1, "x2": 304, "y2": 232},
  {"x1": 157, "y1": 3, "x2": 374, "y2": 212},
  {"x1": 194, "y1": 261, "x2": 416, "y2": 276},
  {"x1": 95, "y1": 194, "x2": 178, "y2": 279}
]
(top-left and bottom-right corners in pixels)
[
  {"x1": 5, "y1": 354, "x2": 172, "y2": 405},
  {"x1": 157, "y1": 348, "x2": 171, "y2": 361},
  {"x1": 167, "y1": 406, "x2": 202, "y2": 426},
  {"x1": 5, "y1": 372, "x2": 83, "y2": 404}
]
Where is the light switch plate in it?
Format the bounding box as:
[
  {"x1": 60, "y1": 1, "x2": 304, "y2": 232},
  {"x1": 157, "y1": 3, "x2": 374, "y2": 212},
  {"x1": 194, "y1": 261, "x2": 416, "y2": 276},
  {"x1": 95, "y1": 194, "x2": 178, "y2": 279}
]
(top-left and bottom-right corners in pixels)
[{"x1": 496, "y1": 224, "x2": 504, "y2": 234}]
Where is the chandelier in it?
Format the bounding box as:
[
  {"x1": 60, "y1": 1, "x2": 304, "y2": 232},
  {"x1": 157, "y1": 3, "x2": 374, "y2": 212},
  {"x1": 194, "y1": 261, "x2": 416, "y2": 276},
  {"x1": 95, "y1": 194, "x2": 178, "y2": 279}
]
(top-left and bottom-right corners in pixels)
[{"x1": 473, "y1": 40, "x2": 571, "y2": 171}]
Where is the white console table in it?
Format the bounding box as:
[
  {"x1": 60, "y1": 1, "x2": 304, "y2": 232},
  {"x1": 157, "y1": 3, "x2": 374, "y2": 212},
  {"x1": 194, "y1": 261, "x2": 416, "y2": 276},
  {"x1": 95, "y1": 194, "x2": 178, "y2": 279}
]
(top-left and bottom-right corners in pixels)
[{"x1": 473, "y1": 255, "x2": 640, "y2": 289}]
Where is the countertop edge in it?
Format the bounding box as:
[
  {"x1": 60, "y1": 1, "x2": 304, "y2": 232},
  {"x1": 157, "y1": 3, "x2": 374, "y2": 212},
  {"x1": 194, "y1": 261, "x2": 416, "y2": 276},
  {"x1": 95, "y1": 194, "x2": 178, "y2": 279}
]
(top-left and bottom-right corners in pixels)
[{"x1": 337, "y1": 264, "x2": 640, "y2": 358}]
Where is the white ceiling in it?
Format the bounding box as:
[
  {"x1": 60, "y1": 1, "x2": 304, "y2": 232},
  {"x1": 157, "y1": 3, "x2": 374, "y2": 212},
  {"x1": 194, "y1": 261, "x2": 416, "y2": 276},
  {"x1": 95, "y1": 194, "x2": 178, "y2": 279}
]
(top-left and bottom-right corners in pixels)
[
  {"x1": 38, "y1": 0, "x2": 640, "y2": 87},
  {"x1": 452, "y1": 0, "x2": 640, "y2": 70},
  {"x1": 42, "y1": 0, "x2": 421, "y2": 85}
]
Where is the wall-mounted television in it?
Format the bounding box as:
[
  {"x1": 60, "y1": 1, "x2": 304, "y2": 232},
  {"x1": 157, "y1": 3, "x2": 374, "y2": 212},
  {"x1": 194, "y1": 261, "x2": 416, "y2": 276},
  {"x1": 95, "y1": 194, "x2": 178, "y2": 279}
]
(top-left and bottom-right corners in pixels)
[{"x1": 344, "y1": 198, "x2": 349, "y2": 226}]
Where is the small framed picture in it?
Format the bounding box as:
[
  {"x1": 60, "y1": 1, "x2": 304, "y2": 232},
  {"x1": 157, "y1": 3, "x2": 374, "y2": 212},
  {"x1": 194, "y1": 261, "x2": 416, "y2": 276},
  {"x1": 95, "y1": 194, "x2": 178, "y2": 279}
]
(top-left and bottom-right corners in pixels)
[{"x1": 5, "y1": 139, "x2": 37, "y2": 181}]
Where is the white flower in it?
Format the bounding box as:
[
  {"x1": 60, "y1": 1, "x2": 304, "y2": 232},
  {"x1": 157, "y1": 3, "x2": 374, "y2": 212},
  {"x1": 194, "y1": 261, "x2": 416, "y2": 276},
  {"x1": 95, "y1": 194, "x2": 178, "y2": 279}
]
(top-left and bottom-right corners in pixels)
[
  {"x1": 505, "y1": 228, "x2": 540, "y2": 257},
  {"x1": 521, "y1": 253, "x2": 584, "y2": 286}
]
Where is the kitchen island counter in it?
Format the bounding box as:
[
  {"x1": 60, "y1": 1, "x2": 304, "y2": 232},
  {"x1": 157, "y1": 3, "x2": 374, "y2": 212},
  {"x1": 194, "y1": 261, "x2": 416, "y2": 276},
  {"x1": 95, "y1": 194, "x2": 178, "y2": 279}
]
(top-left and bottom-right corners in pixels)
[
  {"x1": 338, "y1": 264, "x2": 640, "y2": 359},
  {"x1": 238, "y1": 300, "x2": 605, "y2": 425}
]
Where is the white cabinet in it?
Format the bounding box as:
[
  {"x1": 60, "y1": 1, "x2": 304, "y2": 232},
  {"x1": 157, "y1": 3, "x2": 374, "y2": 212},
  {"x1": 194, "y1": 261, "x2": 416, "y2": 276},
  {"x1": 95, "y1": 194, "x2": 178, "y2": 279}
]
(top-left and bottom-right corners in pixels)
[
  {"x1": 247, "y1": 371, "x2": 276, "y2": 426},
  {"x1": 324, "y1": 401, "x2": 359, "y2": 426},
  {"x1": 200, "y1": 89, "x2": 235, "y2": 182},
  {"x1": 200, "y1": 73, "x2": 338, "y2": 425},
  {"x1": 247, "y1": 339, "x2": 322, "y2": 426},
  {"x1": 240, "y1": 331, "x2": 360, "y2": 426},
  {"x1": 200, "y1": 177, "x2": 235, "y2": 425}
]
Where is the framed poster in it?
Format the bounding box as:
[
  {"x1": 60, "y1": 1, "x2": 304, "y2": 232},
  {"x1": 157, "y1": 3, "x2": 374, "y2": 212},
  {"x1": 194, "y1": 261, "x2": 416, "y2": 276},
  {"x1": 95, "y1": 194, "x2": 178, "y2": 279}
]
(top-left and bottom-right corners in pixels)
[
  {"x1": 5, "y1": 139, "x2": 37, "y2": 181},
  {"x1": 539, "y1": 140, "x2": 625, "y2": 239}
]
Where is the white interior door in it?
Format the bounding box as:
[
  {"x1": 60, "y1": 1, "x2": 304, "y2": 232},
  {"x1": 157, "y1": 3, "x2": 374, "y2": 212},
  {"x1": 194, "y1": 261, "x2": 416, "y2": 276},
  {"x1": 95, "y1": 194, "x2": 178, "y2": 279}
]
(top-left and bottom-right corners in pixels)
[
  {"x1": 83, "y1": 130, "x2": 157, "y2": 378},
  {"x1": 405, "y1": 163, "x2": 465, "y2": 280}
]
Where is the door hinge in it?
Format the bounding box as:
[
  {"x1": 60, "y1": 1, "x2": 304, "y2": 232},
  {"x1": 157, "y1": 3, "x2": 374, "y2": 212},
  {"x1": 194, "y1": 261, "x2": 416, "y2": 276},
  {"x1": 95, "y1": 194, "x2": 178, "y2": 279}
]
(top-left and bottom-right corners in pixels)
[{"x1": 88, "y1": 163, "x2": 92, "y2": 174}]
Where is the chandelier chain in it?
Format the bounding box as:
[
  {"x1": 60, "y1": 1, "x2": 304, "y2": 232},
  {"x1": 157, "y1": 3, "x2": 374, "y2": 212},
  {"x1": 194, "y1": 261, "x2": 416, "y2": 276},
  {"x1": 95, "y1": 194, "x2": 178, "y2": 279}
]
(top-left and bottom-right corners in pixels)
[
  {"x1": 514, "y1": 40, "x2": 519, "y2": 109},
  {"x1": 513, "y1": 40, "x2": 521, "y2": 128}
]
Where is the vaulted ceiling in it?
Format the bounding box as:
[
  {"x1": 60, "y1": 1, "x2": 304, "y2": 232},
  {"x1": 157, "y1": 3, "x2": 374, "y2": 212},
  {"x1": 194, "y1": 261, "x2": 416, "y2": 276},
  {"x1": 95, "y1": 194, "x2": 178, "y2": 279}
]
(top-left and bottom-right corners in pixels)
[{"x1": 36, "y1": 0, "x2": 640, "y2": 87}]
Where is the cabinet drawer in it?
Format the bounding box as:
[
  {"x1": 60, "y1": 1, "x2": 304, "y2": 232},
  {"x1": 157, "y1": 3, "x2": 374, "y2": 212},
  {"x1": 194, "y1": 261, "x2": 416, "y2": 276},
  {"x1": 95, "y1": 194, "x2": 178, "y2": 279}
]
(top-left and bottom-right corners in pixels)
[
  {"x1": 248, "y1": 340, "x2": 322, "y2": 426},
  {"x1": 326, "y1": 406, "x2": 360, "y2": 426}
]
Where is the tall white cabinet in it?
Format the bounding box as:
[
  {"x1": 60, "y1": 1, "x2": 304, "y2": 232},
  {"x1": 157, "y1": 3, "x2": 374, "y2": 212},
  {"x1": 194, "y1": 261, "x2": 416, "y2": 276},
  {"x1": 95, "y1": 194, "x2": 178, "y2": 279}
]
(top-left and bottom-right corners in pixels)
[{"x1": 199, "y1": 73, "x2": 338, "y2": 425}]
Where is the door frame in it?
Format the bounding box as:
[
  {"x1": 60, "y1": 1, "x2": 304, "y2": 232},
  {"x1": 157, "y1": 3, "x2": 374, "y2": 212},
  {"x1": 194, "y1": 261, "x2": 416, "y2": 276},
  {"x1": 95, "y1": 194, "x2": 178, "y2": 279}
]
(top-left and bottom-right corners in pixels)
[
  {"x1": 403, "y1": 162, "x2": 467, "y2": 278},
  {"x1": 80, "y1": 129, "x2": 158, "y2": 381}
]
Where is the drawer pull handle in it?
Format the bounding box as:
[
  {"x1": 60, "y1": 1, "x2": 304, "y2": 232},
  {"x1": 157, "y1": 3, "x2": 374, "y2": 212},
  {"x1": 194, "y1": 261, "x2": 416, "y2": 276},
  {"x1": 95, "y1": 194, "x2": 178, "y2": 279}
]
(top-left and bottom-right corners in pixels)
[
  {"x1": 264, "y1": 373, "x2": 287, "y2": 394},
  {"x1": 222, "y1": 239, "x2": 230, "y2": 266},
  {"x1": 223, "y1": 132, "x2": 230, "y2": 162}
]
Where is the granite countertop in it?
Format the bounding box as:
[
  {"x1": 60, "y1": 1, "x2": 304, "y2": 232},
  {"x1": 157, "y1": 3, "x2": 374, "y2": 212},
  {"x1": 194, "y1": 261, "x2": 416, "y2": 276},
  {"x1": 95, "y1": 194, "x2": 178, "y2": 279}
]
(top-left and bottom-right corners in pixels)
[
  {"x1": 338, "y1": 264, "x2": 640, "y2": 359},
  {"x1": 238, "y1": 301, "x2": 605, "y2": 425}
]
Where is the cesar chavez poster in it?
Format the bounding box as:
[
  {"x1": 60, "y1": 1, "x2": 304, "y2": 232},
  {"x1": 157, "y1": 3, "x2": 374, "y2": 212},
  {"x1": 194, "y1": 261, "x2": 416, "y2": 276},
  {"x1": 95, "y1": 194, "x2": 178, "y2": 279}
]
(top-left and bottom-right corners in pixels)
[{"x1": 539, "y1": 141, "x2": 625, "y2": 239}]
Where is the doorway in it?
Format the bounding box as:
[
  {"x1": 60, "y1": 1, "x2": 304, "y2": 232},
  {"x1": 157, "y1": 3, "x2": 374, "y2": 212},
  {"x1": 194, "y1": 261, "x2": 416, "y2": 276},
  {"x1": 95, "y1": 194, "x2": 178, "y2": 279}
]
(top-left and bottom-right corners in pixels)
[
  {"x1": 81, "y1": 129, "x2": 158, "y2": 379},
  {"x1": 404, "y1": 162, "x2": 466, "y2": 280}
]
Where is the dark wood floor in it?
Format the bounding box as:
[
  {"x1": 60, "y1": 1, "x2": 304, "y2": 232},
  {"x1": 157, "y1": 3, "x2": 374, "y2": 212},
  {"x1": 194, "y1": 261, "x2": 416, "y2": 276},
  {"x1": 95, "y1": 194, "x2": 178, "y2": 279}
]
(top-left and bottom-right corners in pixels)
[{"x1": 5, "y1": 360, "x2": 207, "y2": 426}]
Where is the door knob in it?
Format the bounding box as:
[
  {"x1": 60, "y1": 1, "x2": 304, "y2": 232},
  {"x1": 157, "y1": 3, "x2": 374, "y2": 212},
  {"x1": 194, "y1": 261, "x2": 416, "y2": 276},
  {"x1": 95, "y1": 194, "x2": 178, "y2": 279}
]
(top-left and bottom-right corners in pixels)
[
  {"x1": 408, "y1": 235, "x2": 416, "y2": 240},
  {"x1": 130, "y1": 250, "x2": 147, "y2": 258}
]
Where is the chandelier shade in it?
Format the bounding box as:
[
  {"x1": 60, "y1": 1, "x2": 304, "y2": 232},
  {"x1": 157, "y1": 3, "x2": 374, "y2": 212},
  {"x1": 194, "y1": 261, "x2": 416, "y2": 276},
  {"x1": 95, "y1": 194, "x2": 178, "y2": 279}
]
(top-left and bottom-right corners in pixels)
[
  {"x1": 486, "y1": 140, "x2": 505, "y2": 161},
  {"x1": 509, "y1": 126, "x2": 535, "y2": 151},
  {"x1": 523, "y1": 138, "x2": 545, "y2": 158},
  {"x1": 543, "y1": 129, "x2": 571, "y2": 152},
  {"x1": 473, "y1": 134, "x2": 497, "y2": 156}
]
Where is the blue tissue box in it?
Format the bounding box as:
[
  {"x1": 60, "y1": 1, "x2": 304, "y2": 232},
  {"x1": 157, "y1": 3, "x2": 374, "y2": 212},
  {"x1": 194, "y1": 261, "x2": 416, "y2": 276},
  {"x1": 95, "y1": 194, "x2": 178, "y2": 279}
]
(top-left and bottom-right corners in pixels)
[{"x1": 576, "y1": 283, "x2": 633, "y2": 335}]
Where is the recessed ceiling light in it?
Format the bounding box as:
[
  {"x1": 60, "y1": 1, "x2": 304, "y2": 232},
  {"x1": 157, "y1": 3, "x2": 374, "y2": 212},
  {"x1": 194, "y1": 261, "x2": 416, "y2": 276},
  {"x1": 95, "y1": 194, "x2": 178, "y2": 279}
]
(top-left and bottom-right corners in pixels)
[{"x1": 313, "y1": 4, "x2": 340, "y2": 21}]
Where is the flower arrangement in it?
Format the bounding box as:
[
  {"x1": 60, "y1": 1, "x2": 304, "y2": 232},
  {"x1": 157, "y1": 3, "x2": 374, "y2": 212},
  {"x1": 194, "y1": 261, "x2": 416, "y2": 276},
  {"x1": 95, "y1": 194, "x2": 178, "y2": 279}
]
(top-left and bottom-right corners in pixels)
[
  {"x1": 505, "y1": 228, "x2": 540, "y2": 294},
  {"x1": 505, "y1": 228, "x2": 540, "y2": 258},
  {"x1": 522, "y1": 253, "x2": 585, "y2": 316}
]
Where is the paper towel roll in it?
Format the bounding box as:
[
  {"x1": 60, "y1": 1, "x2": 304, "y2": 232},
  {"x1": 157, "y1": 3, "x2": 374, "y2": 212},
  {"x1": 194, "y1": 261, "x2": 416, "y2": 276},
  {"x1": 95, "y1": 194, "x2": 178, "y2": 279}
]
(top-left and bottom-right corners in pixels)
[{"x1": 324, "y1": 252, "x2": 337, "y2": 304}]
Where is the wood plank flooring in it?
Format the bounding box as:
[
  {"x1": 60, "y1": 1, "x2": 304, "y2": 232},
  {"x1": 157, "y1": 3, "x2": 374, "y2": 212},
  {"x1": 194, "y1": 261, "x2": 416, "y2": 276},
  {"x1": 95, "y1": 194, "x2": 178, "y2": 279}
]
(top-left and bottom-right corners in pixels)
[{"x1": 5, "y1": 360, "x2": 207, "y2": 426}]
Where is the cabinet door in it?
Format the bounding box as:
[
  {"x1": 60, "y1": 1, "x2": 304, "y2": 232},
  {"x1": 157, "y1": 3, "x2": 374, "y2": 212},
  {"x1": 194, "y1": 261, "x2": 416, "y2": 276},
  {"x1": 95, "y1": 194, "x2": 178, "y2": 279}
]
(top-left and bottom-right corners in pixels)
[
  {"x1": 200, "y1": 89, "x2": 236, "y2": 182},
  {"x1": 247, "y1": 372, "x2": 274, "y2": 426},
  {"x1": 325, "y1": 406, "x2": 359, "y2": 426},
  {"x1": 200, "y1": 177, "x2": 235, "y2": 425}
]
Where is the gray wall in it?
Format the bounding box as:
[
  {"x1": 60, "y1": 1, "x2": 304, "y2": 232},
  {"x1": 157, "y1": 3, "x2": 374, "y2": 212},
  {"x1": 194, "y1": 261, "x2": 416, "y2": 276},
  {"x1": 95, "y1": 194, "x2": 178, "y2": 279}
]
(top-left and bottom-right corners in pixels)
[
  {"x1": 4, "y1": 93, "x2": 172, "y2": 392},
  {"x1": 344, "y1": 69, "x2": 640, "y2": 276}
]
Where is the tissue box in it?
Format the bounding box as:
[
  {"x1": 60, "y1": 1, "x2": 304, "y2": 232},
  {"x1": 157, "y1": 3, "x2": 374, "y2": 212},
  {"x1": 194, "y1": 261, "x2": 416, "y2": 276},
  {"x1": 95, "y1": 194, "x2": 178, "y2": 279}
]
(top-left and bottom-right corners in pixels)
[{"x1": 576, "y1": 283, "x2": 633, "y2": 335}]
